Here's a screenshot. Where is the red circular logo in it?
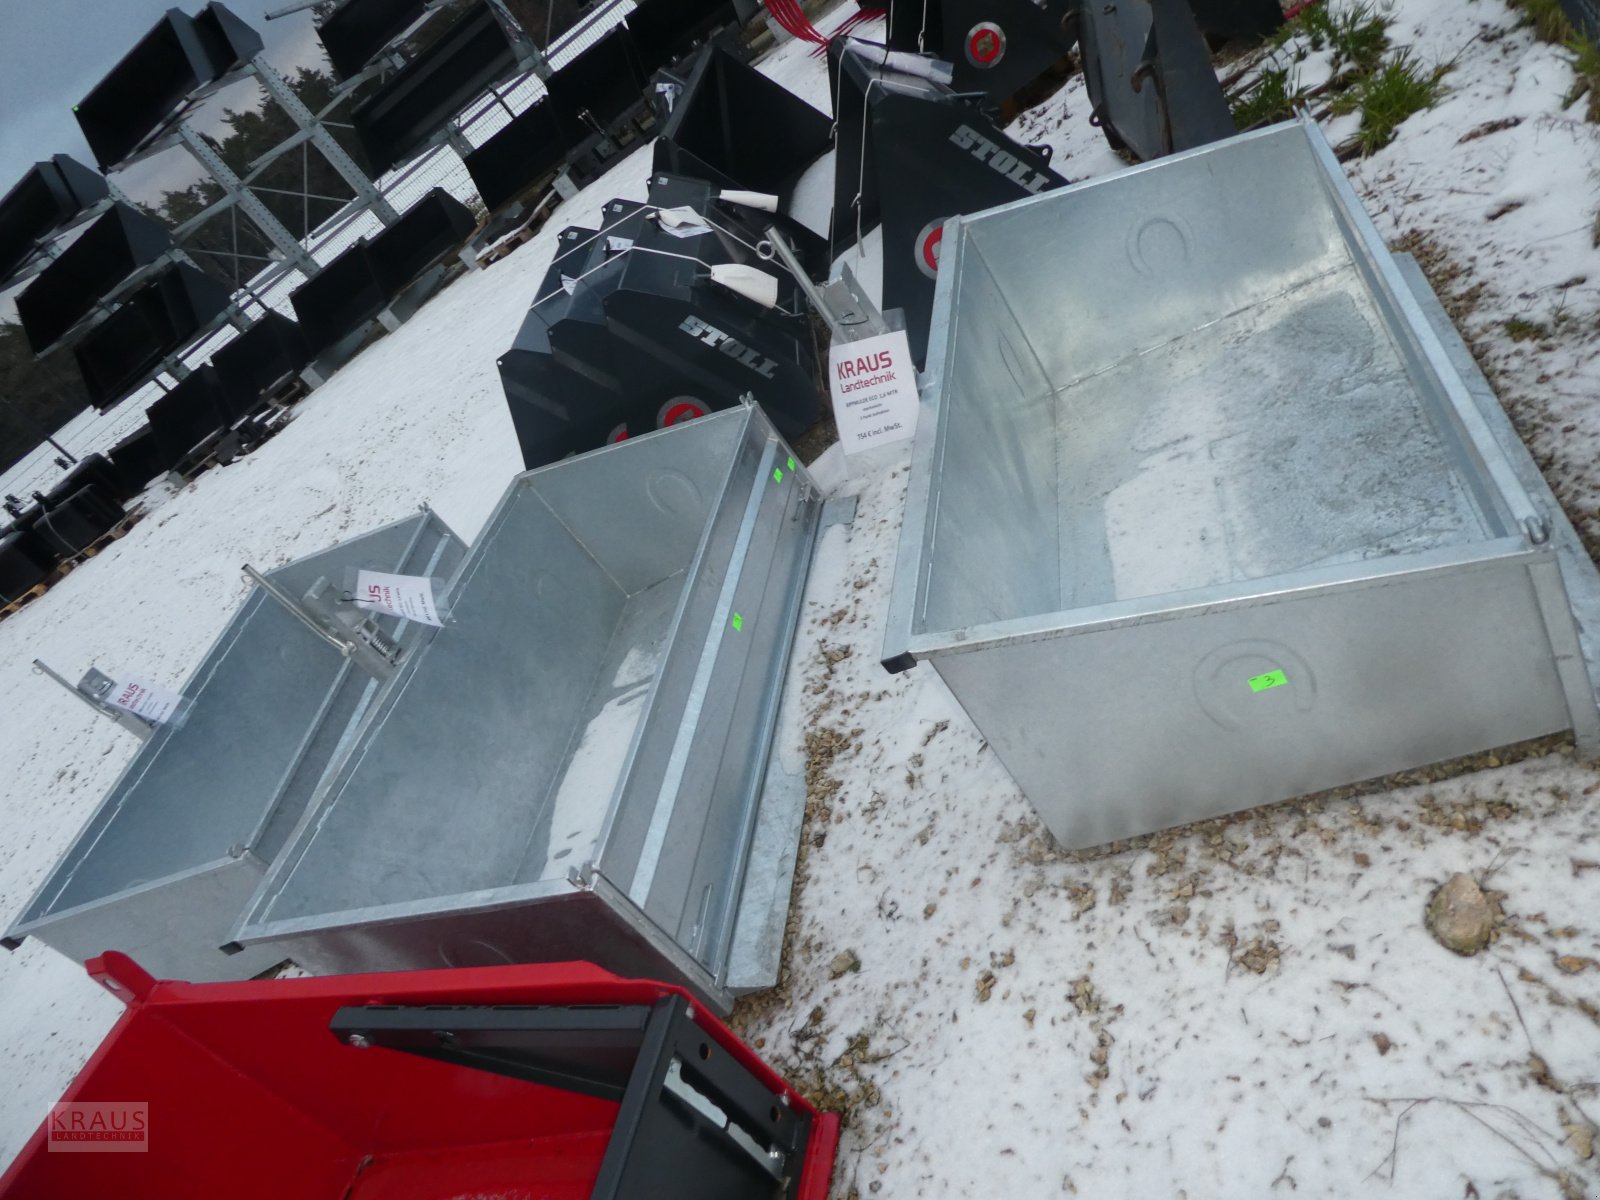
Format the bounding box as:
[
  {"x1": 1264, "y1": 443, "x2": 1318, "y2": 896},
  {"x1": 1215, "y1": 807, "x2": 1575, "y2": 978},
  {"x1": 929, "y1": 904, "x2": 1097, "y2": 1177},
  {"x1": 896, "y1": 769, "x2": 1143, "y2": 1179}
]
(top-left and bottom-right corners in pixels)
[
  {"x1": 966, "y1": 23, "x2": 1006, "y2": 66},
  {"x1": 657, "y1": 398, "x2": 708, "y2": 427},
  {"x1": 606, "y1": 423, "x2": 630, "y2": 444},
  {"x1": 915, "y1": 219, "x2": 946, "y2": 279}
]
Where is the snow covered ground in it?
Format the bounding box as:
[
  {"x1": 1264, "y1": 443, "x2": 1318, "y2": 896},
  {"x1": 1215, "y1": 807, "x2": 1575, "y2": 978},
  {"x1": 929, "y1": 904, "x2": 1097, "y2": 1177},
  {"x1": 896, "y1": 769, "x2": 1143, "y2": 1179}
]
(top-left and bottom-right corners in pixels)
[{"x1": 2, "y1": 0, "x2": 1599, "y2": 1194}]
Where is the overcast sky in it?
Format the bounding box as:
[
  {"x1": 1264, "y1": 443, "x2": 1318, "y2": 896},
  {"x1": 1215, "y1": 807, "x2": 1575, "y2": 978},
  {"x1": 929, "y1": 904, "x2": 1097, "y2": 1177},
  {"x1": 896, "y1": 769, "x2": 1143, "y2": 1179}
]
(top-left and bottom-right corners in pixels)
[{"x1": 0, "y1": 1, "x2": 333, "y2": 208}]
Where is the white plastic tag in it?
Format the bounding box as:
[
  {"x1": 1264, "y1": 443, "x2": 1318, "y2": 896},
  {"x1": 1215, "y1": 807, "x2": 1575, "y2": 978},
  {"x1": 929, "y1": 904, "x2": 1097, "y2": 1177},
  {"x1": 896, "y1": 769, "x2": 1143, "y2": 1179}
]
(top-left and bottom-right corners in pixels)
[
  {"x1": 104, "y1": 676, "x2": 187, "y2": 725},
  {"x1": 606, "y1": 235, "x2": 634, "y2": 254},
  {"x1": 828, "y1": 329, "x2": 919, "y2": 455},
  {"x1": 656, "y1": 206, "x2": 712, "y2": 238},
  {"x1": 709, "y1": 263, "x2": 779, "y2": 308},
  {"x1": 718, "y1": 189, "x2": 779, "y2": 212},
  {"x1": 354, "y1": 570, "x2": 443, "y2": 626}
]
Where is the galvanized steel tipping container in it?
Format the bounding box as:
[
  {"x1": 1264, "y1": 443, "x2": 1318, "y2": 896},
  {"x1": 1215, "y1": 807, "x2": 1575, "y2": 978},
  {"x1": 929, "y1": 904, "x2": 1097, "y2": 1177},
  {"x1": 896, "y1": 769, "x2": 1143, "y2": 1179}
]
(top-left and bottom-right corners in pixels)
[
  {"x1": 229, "y1": 406, "x2": 825, "y2": 1011},
  {"x1": 883, "y1": 119, "x2": 1600, "y2": 850},
  {"x1": 3, "y1": 511, "x2": 466, "y2": 981}
]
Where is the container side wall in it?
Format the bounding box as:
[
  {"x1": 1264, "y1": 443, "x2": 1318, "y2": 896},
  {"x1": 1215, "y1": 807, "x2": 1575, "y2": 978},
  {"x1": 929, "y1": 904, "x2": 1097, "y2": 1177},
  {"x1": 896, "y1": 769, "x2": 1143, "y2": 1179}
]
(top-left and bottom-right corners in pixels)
[
  {"x1": 529, "y1": 411, "x2": 747, "y2": 596},
  {"x1": 254, "y1": 486, "x2": 628, "y2": 918},
  {"x1": 961, "y1": 126, "x2": 1350, "y2": 385},
  {"x1": 918, "y1": 238, "x2": 1060, "y2": 633},
  {"x1": 932, "y1": 551, "x2": 1572, "y2": 849}
]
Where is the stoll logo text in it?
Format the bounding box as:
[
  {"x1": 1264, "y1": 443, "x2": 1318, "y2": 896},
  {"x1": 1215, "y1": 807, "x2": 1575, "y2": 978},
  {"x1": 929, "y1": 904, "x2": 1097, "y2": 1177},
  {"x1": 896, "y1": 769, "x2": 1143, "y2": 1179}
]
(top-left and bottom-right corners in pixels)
[
  {"x1": 678, "y1": 315, "x2": 779, "y2": 379},
  {"x1": 948, "y1": 125, "x2": 1052, "y2": 194},
  {"x1": 48, "y1": 1102, "x2": 148, "y2": 1153}
]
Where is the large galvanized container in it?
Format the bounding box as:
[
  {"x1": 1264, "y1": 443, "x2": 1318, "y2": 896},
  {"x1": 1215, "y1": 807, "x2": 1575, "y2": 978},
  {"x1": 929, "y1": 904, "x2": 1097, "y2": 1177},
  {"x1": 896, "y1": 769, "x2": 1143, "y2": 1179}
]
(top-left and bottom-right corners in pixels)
[
  {"x1": 230, "y1": 406, "x2": 825, "y2": 1010},
  {"x1": 3, "y1": 512, "x2": 465, "y2": 981},
  {"x1": 883, "y1": 119, "x2": 1600, "y2": 850}
]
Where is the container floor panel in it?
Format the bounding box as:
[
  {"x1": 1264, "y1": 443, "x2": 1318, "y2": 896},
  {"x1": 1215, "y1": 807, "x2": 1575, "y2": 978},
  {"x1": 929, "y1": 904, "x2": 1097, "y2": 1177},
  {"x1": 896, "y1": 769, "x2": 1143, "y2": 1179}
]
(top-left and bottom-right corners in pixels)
[
  {"x1": 1051, "y1": 265, "x2": 1486, "y2": 610},
  {"x1": 511, "y1": 569, "x2": 685, "y2": 885}
]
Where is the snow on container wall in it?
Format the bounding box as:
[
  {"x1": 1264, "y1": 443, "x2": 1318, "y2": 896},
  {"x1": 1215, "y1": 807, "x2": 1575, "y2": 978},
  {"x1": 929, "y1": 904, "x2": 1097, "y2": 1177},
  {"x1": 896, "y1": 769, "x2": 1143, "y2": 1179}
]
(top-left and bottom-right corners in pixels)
[
  {"x1": 3, "y1": 511, "x2": 466, "y2": 981},
  {"x1": 882, "y1": 118, "x2": 1600, "y2": 851},
  {"x1": 230, "y1": 405, "x2": 825, "y2": 1011}
]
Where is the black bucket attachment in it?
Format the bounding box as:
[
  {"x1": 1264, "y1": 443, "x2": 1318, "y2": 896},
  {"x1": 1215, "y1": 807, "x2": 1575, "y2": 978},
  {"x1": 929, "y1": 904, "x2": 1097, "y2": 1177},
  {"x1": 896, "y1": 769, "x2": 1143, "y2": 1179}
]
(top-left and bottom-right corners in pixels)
[
  {"x1": 543, "y1": 28, "x2": 653, "y2": 160},
  {"x1": 603, "y1": 174, "x2": 820, "y2": 442},
  {"x1": 501, "y1": 175, "x2": 820, "y2": 468},
  {"x1": 34, "y1": 485, "x2": 124, "y2": 559},
  {"x1": 0, "y1": 156, "x2": 109, "y2": 287},
  {"x1": 211, "y1": 312, "x2": 311, "y2": 419},
  {"x1": 38, "y1": 453, "x2": 136, "y2": 508},
  {"x1": 144, "y1": 365, "x2": 231, "y2": 464},
  {"x1": 652, "y1": 39, "x2": 833, "y2": 274},
  {"x1": 317, "y1": 0, "x2": 429, "y2": 79},
  {"x1": 883, "y1": 0, "x2": 1075, "y2": 106},
  {"x1": 75, "y1": 3, "x2": 263, "y2": 172},
  {"x1": 463, "y1": 99, "x2": 574, "y2": 214},
  {"x1": 74, "y1": 264, "x2": 233, "y2": 410},
  {"x1": 829, "y1": 39, "x2": 1066, "y2": 365},
  {"x1": 351, "y1": 0, "x2": 520, "y2": 176},
  {"x1": 500, "y1": 221, "x2": 643, "y2": 468},
  {"x1": 0, "y1": 529, "x2": 55, "y2": 601},
  {"x1": 289, "y1": 242, "x2": 392, "y2": 357},
  {"x1": 624, "y1": 0, "x2": 738, "y2": 76},
  {"x1": 368, "y1": 187, "x2": 476, "y2": 293},
  {"x1": 1184, "y1": 0, "x2": 1284, "y2": 38},
  {"x1": 15, "y1": 203, "x2": 173, "y2": 354},
  {"x1": 106, "y1": 423, "x2": 176, "y2": 494},
  {"x1": 1073, "y1": 0, "x2": 1236, "y2": 160}
]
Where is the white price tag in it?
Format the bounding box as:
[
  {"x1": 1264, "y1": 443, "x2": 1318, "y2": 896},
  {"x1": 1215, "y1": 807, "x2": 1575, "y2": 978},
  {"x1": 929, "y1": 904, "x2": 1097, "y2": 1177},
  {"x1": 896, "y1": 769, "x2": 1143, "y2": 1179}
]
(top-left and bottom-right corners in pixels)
[
  {"x1": 354, "y1": 570, "x2": 443, "y2": 626},
  {"x1": 104, "y1": 676, "x2": 187, "y2": 725},
  {"x1": 827, "y1": 329, "x2": 919, "y2": 455}
]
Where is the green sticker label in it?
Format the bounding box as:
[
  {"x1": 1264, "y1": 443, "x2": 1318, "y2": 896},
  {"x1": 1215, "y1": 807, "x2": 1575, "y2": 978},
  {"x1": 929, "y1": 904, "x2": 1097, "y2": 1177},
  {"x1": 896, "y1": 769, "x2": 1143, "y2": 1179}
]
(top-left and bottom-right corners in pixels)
[
  {"x1": 1248, "y1": 669, "x2": 1287, "y2": 693},
  {"x1": 731, "y1": 613, "x2": 743, "y2": 631},
  {"x1": 787, "y1": 456, "x2": 796, "y2": 471},
  {"x1": 773, "y1": 467, "x2": 784, "y2": 483}
]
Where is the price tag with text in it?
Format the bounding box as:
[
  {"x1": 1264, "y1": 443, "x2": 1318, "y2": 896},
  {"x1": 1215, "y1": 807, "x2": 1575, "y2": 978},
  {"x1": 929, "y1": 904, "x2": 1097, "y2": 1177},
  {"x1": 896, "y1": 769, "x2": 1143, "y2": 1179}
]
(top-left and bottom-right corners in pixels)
[
  {"x1": 103, "y1": 676, "x2": 187, "y2": 725},
  {"x1": 827, "y1": 329, "x2": 919, "y2": 455},
  {"x1": 354, "y1": 570, "x2": 443, "y2": 626}
]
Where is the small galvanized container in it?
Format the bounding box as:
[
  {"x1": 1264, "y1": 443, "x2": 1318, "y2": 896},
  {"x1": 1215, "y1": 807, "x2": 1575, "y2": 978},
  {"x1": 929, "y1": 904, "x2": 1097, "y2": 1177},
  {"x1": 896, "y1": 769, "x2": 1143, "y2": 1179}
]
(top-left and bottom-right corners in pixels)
[
  {"x1": 884, "y1": 119, "x2": 1600, "y2": 850},
  {"x1": 229, "y1": 405, "x2": 824, "y2": 1011},
  {"x1": 4, "y1": 511, "x2": 464, "y2": 980}
]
